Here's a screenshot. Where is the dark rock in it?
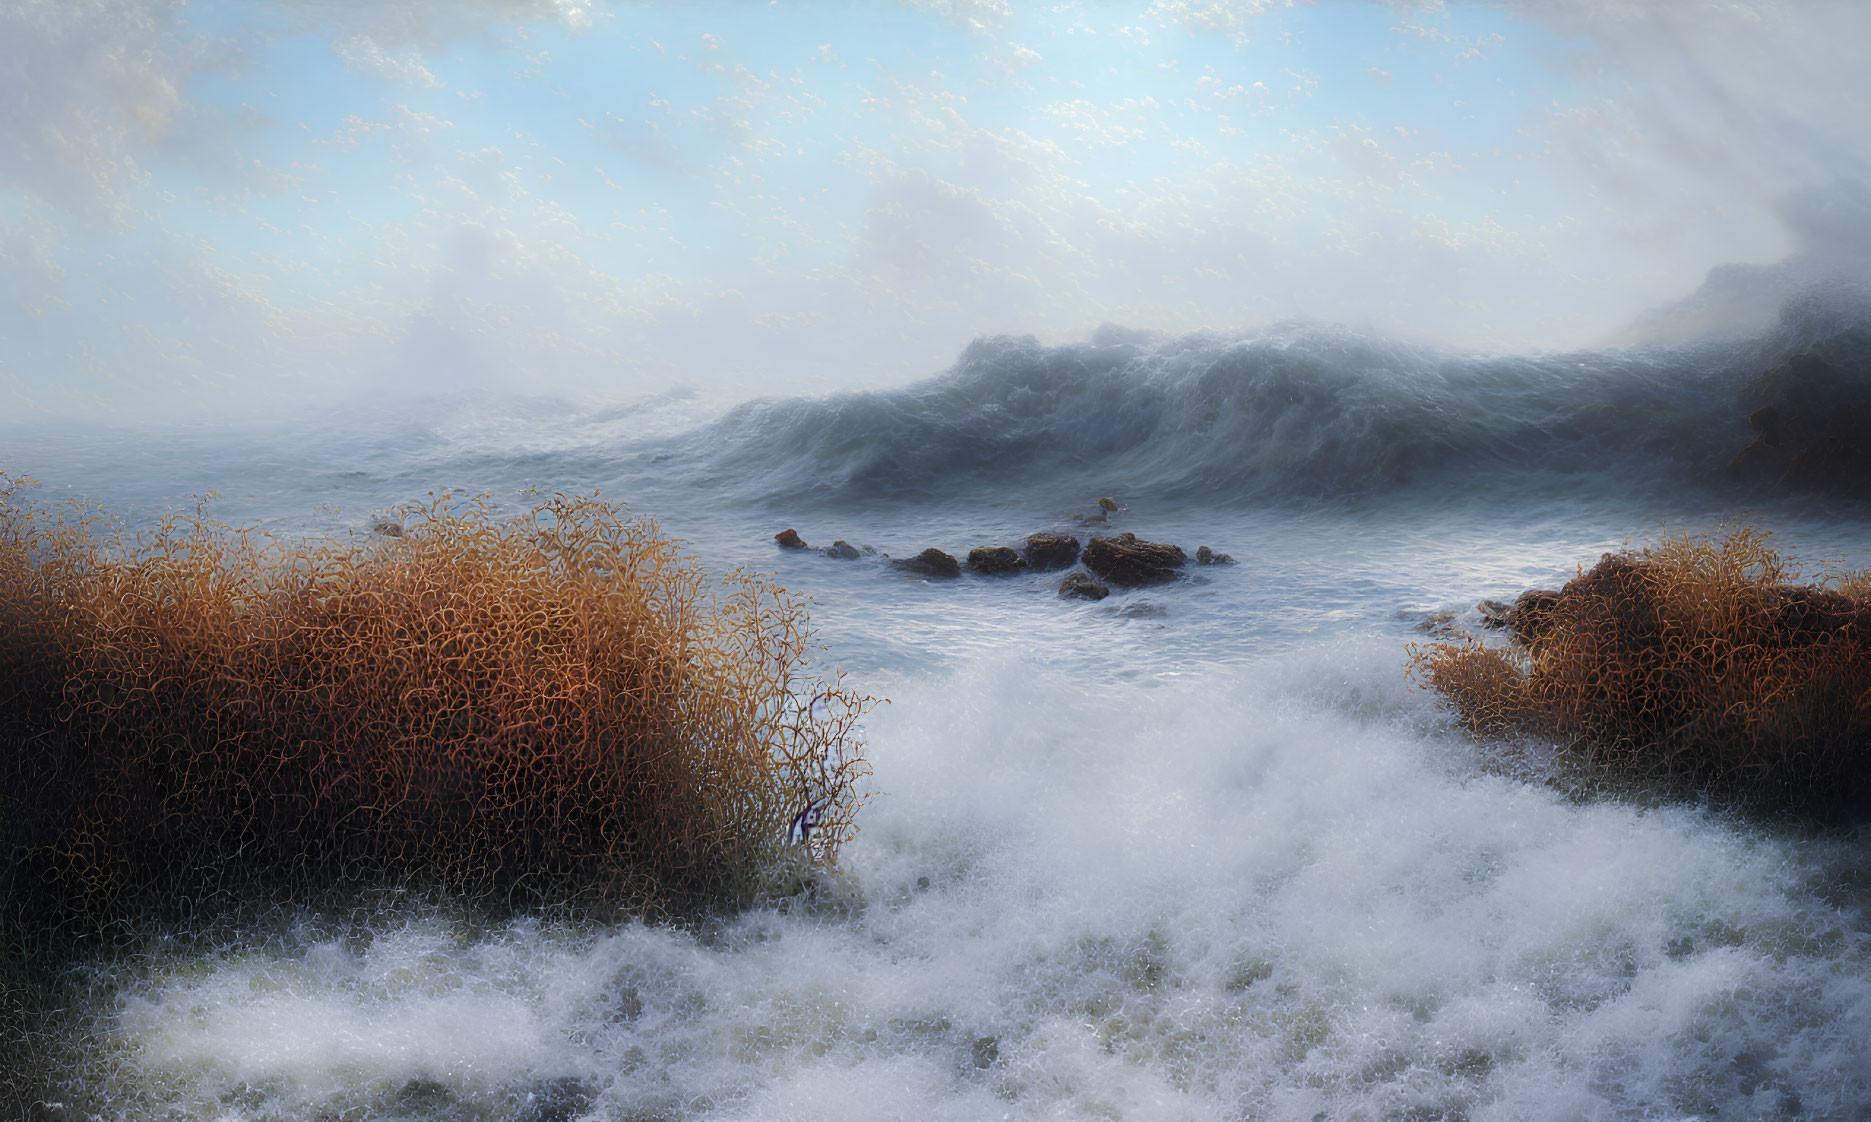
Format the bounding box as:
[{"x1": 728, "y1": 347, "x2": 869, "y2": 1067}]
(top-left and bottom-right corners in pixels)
[
  {"x1": 894, "y1": 547, "x2": 960, "y2": 579},
  {"x1": 1727, "y1": 352, "x2": 1871, "y2": 495},
  {"x1": 1082, "y1": 533, "x2": 1185, "y2": 586},
  {"x1": 966, "y1": 546, "x2": 1027, "y2": 575},
  {"x1": 1059, "y1": 572, "x2": 1109, "y2": 601},
  {"x1": 372, "y1": 519, "x2": 404, "y2": 538},
  {"x1": 1195, "y1": 546, "x2": 1235, "y2": 565},
  {"x1": 1479, "y1": 589, "x2": 1565, "y2": 650},
  {"x1": 823, "y1": 540, "x2": 860, "y2": 560},
  {"x1": 1477, "y1": 599, "x2": 1513, "y2": 626},
  {"x1": 1023, "y1": 533, "x2": 1081, "y2": 571},
  {"x1": 1411, "y1": 610, "x2": 1458, "y2": 636},
  {"x1": 775, "y1": 528, "x2": 809, "y2": 549}
]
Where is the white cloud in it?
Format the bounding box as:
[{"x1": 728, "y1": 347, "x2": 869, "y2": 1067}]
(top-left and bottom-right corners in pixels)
[
  {"x1": 0, "y1": 0, "x2": 199, "y2": 225},
  {"x1": 900, "y1": 0, "x2": 1014, "y2": 37},
  {"x1": 264, "y1": 0, "x2": 599, "y2": 48},
  {"x1": 1145, "y1": 0, "x2": 1293, "y2": 44},
  {"x1": 335, "y1": 35, "x2": 442, "y2": 87}
]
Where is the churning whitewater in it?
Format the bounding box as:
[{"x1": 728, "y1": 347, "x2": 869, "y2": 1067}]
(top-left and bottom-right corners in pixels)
[{"x1": 8, "y1": 304, "x2": 1871, "y2": 1120}]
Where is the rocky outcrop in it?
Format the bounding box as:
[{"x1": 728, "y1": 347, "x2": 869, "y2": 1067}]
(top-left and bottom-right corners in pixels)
[
  {"x1": 823, "y1": 540, "x2": 861, "y2": 560},
  {"x1": 1728, "y1": 352, "x2": 1871, "y2": 496},
  {"x1": 1023, "y1": 533, "x2": 1081, "y2": 571},
  {"x1": 894, "y1": 548, "x2": 961, "y2": 579},
  {"x1": 1058, "y1": 572, "x2": 1109, "y2": 601},
  {"x1": 1082, "y1": 533, "x2": 1185, "y2": 586},
  {"x1": 775, "y1": 528, "x2": 809, "y2": 549},
  {"x1": 372, "y1": 519, "x2": 405, "y2": 538},
  {"x1": 966, "y1": 546, "x2": 1027, "y2": 575},
  {"x1": 1195, "y1": 546, "x2": 1235, "y2": 565}
]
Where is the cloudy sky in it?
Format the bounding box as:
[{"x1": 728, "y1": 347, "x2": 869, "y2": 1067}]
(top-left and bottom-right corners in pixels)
[{"x1": 3, "y1": 0, "x2": 1869, "y2": 421}]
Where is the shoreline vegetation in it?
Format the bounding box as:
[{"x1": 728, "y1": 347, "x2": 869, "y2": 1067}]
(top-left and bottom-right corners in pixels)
[
  {"x1": 1411, "y1": 528, "x2": 1871, "y2": 811},
  {"x1": 0, "y1": 475, "x2": 872, "y2": 1102}
]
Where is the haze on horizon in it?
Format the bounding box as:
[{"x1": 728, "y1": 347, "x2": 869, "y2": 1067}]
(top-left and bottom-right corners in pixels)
[{"x1": 3, "y1": 0, "x2": 1870, "y2": 423}]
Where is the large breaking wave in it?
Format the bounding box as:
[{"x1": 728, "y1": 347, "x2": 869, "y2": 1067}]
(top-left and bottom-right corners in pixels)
[{"x1": 668, "y1": 288, "x2": 1871, "y2": 508}]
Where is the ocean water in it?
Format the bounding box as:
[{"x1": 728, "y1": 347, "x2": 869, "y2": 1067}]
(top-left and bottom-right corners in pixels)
[{"x1": 7, "y1": 312, "x2": 1871, "y2": 1120}]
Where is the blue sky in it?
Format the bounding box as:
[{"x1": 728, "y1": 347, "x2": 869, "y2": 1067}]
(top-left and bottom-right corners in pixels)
[{"x1": 4, "y1": 0, "x2": 1870, "y2": 420}]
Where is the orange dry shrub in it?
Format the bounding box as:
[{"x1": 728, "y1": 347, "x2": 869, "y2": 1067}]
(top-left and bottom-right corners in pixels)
[
  {"x1": 0, "y1": 476, "x2": 872, "y2": 938},
  {"x1": 1409, "y1": 528, "x2": 1871, "y2": 805}
]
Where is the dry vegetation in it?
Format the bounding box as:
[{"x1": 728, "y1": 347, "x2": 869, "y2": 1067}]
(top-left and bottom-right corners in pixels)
[
  {"x1": 1410, "y1": 528, "x2": 1871, "y2": 807},
  {"x1": 0, "y1": 475, "x2": 872, "y2": 957}
]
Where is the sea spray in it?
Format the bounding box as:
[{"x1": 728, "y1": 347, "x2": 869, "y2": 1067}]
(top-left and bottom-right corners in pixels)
[{"x1": 80, "y1": 649, "x2": 1871, "y2": 1120}]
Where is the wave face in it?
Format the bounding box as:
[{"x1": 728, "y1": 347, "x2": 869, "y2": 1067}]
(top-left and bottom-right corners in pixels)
[{"x1": 673, "y1": 291, "x2": 1871, "y2": 507}]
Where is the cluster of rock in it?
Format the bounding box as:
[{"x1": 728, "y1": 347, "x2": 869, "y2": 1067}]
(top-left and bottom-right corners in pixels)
[{"x1": 770, "y1": 507, "x2": 1234, "y2": 604}]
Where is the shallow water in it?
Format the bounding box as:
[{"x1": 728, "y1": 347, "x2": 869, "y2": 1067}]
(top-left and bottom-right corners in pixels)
[{"x1": 7, "y1": 317, "x2": 1871, "y2": 1119}]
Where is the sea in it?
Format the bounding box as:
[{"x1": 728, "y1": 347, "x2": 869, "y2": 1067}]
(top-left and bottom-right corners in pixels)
[{"x1": 5, "y1": 303, "x2": 1870, "y2": 1120}]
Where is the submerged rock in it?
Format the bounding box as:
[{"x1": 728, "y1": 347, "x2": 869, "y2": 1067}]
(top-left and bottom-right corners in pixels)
[
  {"x1": 514, "y1": 1077, "x2": 597, "y2": 1122},
  {"x1": 894, "y1": 547, "x2": 961, "y2": 579},
  {"x1": 1195, "y1": 546, "x2": 1235, "y2": 565},
  {"x1": 775, "y1": 528, "x2": 809, "y2": 550},
  {"x1": 967, "y1": 546, "x2": 1028, "y2": 575},
  {"x1": 1083, "y1": 533, "x2": 1186, "y2": 586},
  {"x1": 823, "y1": 540, "x2": 861, "y2": 560},
  {"x1": 1023, "y1": 532, "x2": 1082, "y2": 571},
  {"x1": 1059, "y1": 571, "x2": 1109, "y2": 601},
  {"x1": 1409, "y1": 609, "x2": 1459, "y2": 636}
]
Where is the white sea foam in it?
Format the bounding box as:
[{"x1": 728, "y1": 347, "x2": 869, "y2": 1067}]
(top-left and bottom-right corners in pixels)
[{"x1": 102, "y1": 648, "x2": 1871, "y2": 1120}]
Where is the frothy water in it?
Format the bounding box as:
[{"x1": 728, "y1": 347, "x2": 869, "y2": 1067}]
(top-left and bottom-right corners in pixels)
[
  {"x1": 64, "y1": 652, "x2": 1871, "y2": 1120},
  {"x1": 9, "y1": 305, "x2": 1871, "y2": 1119}
]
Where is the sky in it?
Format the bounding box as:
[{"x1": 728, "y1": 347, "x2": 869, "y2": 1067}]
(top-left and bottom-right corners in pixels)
[{"x1": 3, "y1": 0, "x2": 1871, "y2": 421}]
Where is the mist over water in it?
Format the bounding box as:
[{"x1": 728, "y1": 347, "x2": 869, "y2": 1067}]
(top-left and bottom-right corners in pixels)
[
  {"x1": 9, "y1": 282, "x2": 1871, "y2": 1119},
  {"x1": 12, "y1": 0, "x2": 1871, "y2": 1114}
]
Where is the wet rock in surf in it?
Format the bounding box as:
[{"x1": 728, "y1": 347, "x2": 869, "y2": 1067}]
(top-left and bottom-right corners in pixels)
[
  {"x1": 1059, "y1": 571, "x2": 1109, "y2": 601},
  {"x1": 894, "y1": 547, "x2": 961, "y2": 579},
  {"x1": 967, "y1": 546, "x2": 1028, "y2": 575},
  {"x1": 824, "y1": 540, "x2": 861, "y2": 560},
  {"x1": 1479, "y1": 589, "x2": 1563, "y2": 649},
  {"x1": 1083, "y1": 532, "x2": 1185, "y2": 586},
  {"x1": 775, "y1": 528, "x2": 809, "y2": 549},
  {"x1": 1406, "y1": 609, "x2": 1459, "y2": 637},
  {"x1": 1076, "y1": 497, "x2": 1123, "y2": 525},
  {"x1": 1195, "y1": 546, "x2": 1235, "y2": 565},
  {"x1": 1023, "y1": 533, "x2": 1081, "y2": 571},
  {"x1": 372, "y1": 519, "x2": 405, "y2": 538}
]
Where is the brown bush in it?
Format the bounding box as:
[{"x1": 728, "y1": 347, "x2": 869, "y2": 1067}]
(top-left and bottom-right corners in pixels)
[
  {"x1": 1409, "y1": 528, "x2": 1871, "y2": 805},
  {"x1": 0, "y1": 475, "x2": 873, "y2": 942}
]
